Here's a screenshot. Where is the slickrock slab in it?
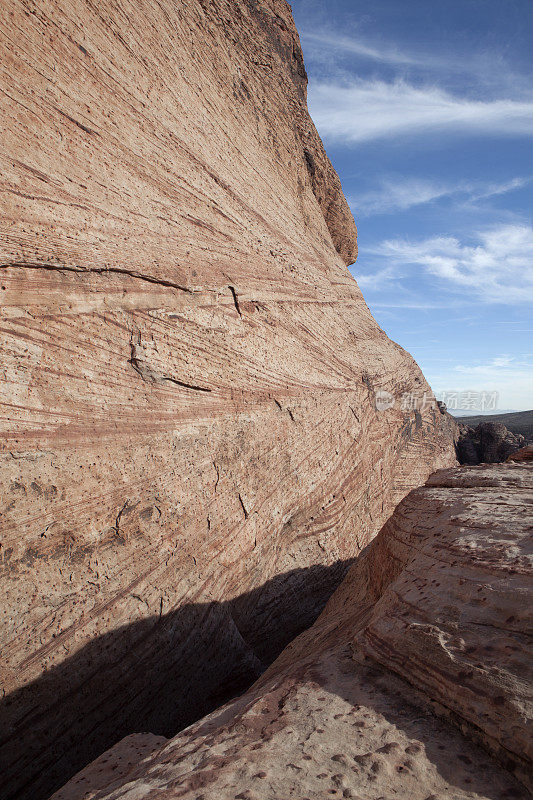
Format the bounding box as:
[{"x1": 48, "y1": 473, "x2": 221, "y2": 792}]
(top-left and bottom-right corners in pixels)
[
  {"x1": 50, "y1": 734, "x2": 167, "y2": 800},
  {"x1": 0, "y1": 1, "x2": 456, "y2": 798},
  {"x1": 53, "y1": 464, "x2": 532, "y2": 800}
]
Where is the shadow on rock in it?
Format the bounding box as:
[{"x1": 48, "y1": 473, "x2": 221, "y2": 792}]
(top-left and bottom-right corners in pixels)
[{"x1": 0, "y1": 559, "x2": 353, "y2": 800}]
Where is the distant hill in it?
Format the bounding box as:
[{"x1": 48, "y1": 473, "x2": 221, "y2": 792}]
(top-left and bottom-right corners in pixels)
[
  {"x1": 455, "y1": 410, "x2": 533, "y2": 442},
  {"x1": 450, "y1": 408, "x2": 517, "y2": 417}
]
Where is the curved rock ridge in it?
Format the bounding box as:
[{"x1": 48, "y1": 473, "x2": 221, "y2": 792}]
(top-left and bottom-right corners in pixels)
[
  {"x1": 52, "y1": 464, "x2": 533, "y2": 800},
  {"x1": 0, "y1": 1, "x2": 456, "y2": 798}
]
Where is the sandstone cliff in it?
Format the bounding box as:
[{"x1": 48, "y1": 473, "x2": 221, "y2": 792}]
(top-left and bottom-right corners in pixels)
[
  {"x1": 0, "y1": 2, "x2": 456, "y2": 798},
  {"x1": 52, "y1": 463, "x2": 533, "y2": 800}
]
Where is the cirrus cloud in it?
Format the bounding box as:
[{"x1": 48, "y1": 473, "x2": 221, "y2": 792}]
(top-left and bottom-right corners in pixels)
[
  {"x1": 369, "y1": 224, "x2": 533, "y2": 303},
  {"x1": 308, "y1": 79, "x2": 533, "y2": 143},
  {"x1": 350, "y1": 176, "x2": 530, "y2": 216}
]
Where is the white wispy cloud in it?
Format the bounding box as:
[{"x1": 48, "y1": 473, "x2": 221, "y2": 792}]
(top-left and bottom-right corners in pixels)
[
  {"x1": 367, "y1": 301, "x2": 466, "y2": 310},
  {"x1": 301, "y1": 31, "x2": 419, "y2": 68},
  {"x1": 450, "y1": 356, "x2": 533, "y2": 406},
  {"x1": 355, "y1": 265, "x2": 398, "y2": 290},
  {"x1": 469, "y1": 177, "x2": 530, "y2": 201},
  {"x1": 300, "y1": 29, "x2": 531, "y2": 96},
  {"x1": 427, "y1": 355, "x2": 533, "y2": 410},
  {"x1": 308, "y1": 80, "x2": 533, "y2": 143},
  {"x1": 370, "y1": 224, "x2": 533, "y2": 303},
  {"x1": 454, "y1": 355, "x2": 533, "y2": 374},
  {"x1": 350, "y1": 176, "x2": 530, "y2": 216},
  {"x1": 351, "y1": 178, "x2": 451, "y2": 216}
]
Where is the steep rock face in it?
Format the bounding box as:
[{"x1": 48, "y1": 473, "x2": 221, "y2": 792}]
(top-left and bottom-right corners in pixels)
[
  {"x1": 0, "y1": 1, "x2": 456, "y2": 799},
  {"x1": 54, "y1": 463, "x2": 532, "y2": 800}
]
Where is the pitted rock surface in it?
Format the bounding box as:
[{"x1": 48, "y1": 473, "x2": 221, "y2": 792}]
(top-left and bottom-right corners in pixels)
[
  {"x1": 1, "y1": 2, "x2": 456, "y2": 799},
  {"x1": 52, "y1": 464, "x2": 532, "y2": 800}
]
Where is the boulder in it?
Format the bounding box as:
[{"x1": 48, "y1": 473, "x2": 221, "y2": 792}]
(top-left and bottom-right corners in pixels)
[{"x1": 457, "y1": 421, "x2": 525, "y2": 464}]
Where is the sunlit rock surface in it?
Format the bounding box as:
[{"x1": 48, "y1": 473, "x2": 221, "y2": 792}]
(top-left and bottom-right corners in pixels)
[
  {"x1": 0, "y1": 1, "x2": 456, "y2": 798},
  {"x1": 53, "y1": 464, "x2": 532, "y2": 800}
]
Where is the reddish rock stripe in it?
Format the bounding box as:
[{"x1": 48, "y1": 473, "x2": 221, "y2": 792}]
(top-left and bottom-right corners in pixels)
[
  {"x1": 52, "y1": 465, "x2": 532, "y2": 800},
  {"x1": 0, "y1": 2, "x2": 456, "y2": 799}
]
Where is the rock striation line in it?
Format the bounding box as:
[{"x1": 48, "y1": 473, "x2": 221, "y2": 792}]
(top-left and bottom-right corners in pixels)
[
  {"x1": 52, "y1": 464, "x2": 532, "y2": 800},
  {"x1": 0, "y1": 2, "x2": 456, "y2": 799}
]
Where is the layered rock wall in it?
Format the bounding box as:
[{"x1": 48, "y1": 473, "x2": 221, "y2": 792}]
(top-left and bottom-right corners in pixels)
[{"x1": 0, "y1": 2, "x2": 456, "y2": 798}]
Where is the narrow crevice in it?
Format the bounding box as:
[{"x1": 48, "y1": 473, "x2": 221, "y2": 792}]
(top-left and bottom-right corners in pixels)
[
  {"x1": 350, "y1": 406, "x2": 361, "y2": 423},
  {"x1": 128, "y1": 335, "x2": 146, "y2": 381},
  {"x1": 273, "y1": 398, "x2": 295, "y2": 421},
  {"x1": 53, "y1": 106, "x2": 100, "y2": 136},
  {"x1": 228, "y1": 284, "x2": 242, "y2": 317},
  {"x1": 113, "y1": 501, "x2": 129, "y2": 538},
  {"x1": 238, "y1": 493, "x2": 249, "y2": 519},
  {"x1": 162, "y1": 377, "x2": 212, "y2": 393},
  {"x1": 127, "y1": 331, "x2": 211, "y2": 392},
  {"x1": 0, "y1": 262, "x2": 193, "y2": 294}
]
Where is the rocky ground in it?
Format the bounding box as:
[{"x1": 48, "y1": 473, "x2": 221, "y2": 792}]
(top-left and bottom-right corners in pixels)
[{"x1": 52, "y1": 463, "x2": 533, "y2": 800}]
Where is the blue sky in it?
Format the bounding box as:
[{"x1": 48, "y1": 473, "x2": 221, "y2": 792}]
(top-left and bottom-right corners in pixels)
[{"x1": 290, "y1": 0, "x2": 533, "y2": 412}]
